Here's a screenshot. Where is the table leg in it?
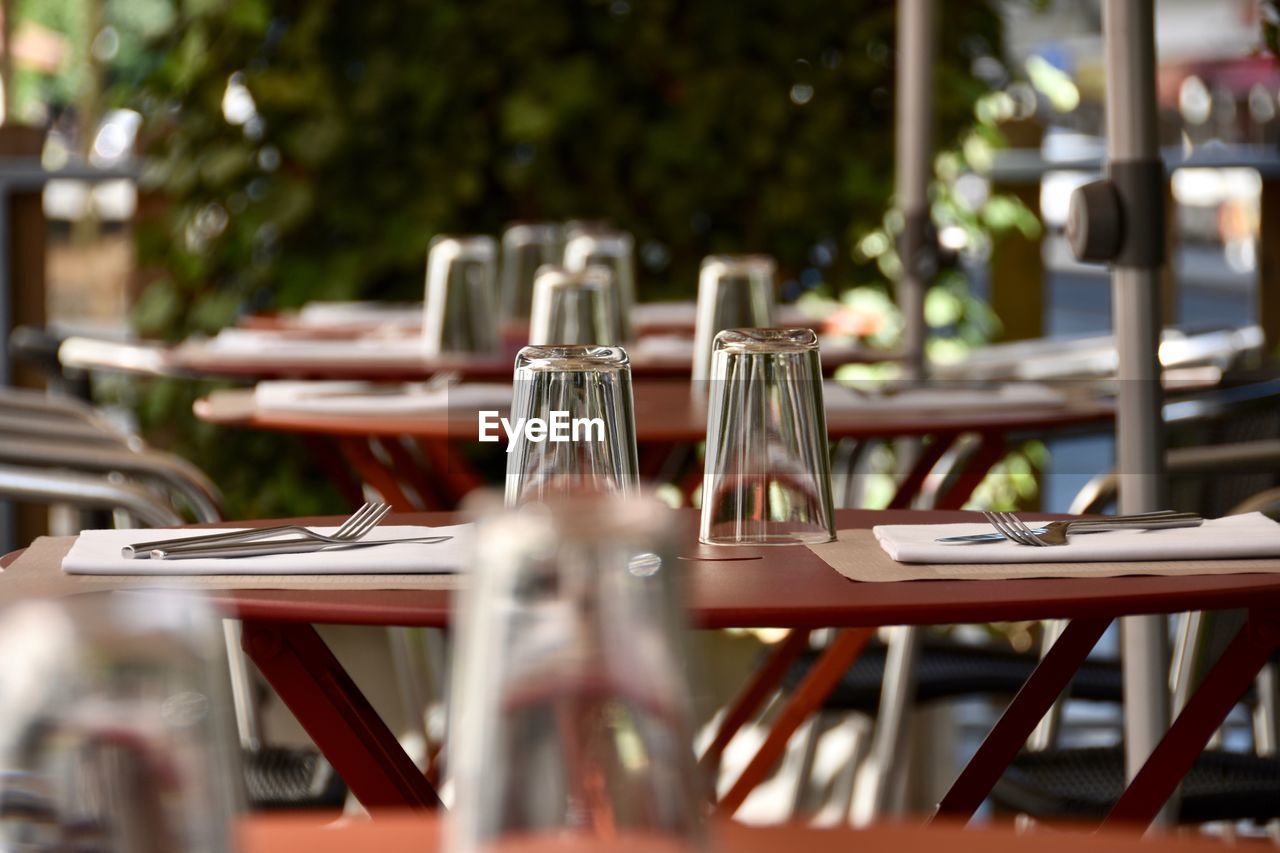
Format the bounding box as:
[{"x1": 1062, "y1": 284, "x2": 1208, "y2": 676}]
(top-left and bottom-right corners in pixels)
[
  {"x1": 300, "y1": 434, "x2": 366, "y2": 508},
  {"x1": 414, "y1": 438, "x2": 487, "y2": 506},
  {"x1": 934, "y1": 432, "x2": 1007, "y2": 510},
  {"x1": 335, "y1": 436, "x2": 420, "y2": 511},
  {"x1": 699, "y1": 630, "x2": 813, "y2": 777},
  {"x1": 375, "y1": 437, "x2": 448, "y2": 510},
  {"x1": 887, "y1": 435, "x2": 956, "y2": 510},
  {"x1": 716, "y1": 627, "x2": 875, "y2": 816},
  {"x1": 241, "y1": 619, "x2": 441, "y2": 812},
  {"x1": 933, "y1": 617, "x2": 1110, "y2": 820},
  {"x1": 1105, "y1": 609, "x2": 1280, "y2": 828}
]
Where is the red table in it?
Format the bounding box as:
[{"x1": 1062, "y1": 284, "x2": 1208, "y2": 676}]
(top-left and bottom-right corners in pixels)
[
  {"x1": 237, "y1": 814, "x2": 1228, "y2": 852},
  {"x1": 58, "y1": 332, "x2": 890, "y2": 382},
  {"x1": 194, "y1": 380, "x2": 1113, "y2": 511},
  {"x1": 116, "y1": 507, "x2": 1280, "y2": 831}
]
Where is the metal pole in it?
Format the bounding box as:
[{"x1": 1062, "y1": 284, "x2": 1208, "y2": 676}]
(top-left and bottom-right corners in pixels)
[
  {"x1": 895, "y1": 0, "x2": 933, "y2": 381},
  {"x1": 1101, "y1": 0, "x2": 1172, "y2": 826}
]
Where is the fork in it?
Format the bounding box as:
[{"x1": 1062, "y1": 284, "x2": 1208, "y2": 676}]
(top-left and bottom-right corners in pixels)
[
  {"x1": 982, "y1": 510, "x2": 1203, "y2": 547},
  {"x1": 123, "y1": 502, "x2": 391, "y2": 558},
  {"x1": 148, "y1": 532, "x2": 452, "y2": 560}
]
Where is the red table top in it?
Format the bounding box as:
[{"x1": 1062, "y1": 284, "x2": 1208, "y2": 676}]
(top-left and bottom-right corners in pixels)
[
  {"x1": 195, "y1": 380, "x2": 1113, "y2": 443},
  {"x1": 196, "y1": 509, "x2": 1280, "y2": 630},
  {"x1": 236, "y1": 814, "x2": 1226, "y2": 853}
]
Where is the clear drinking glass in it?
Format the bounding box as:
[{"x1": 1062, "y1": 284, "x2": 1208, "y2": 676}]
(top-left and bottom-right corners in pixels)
[
  {"x1": 505, "y1": 345, "x2": 639, "y2": 507},
  {"x1": 423, "y1": 235, "x2": 501, "y2": 357},
  {"x1": 501, "y1": 223, "x2": 564, "y2": 322},
  {"x1": 691, "y1": 255, "x2": 776, "y2": 383},
  {"x1": 527, "y1": 266, "x2": 625, "y2": 347},
  {"x1": 562, "y1": 230, "x2": 635, "y2": 341},
  {"x1": 447, "y1": 492, "x2": 704, "y2": 853},
  {"x1": 700, "y1": 328, "x2": 836, "y2": 545},
  {"x1": 0, "y1": 592, "x2": 242, "y2": 852}
]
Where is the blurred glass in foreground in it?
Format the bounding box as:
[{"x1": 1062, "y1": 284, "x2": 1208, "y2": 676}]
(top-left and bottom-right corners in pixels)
[
  {"x1": 0, "y1": 592, "x2": 241, "y2": 852},
  {"x1": 505, "y1": 345, "x2": 639, "y2": 506},
  {"x1": 700, "y1": 328, "x2": 835, "y2": 545},
  {"x1": 423, "y1": 235, "x2": 501, "y2": 357},
  {"x1": 447, "y1": 493, "x2": 704, "y2": 853}
]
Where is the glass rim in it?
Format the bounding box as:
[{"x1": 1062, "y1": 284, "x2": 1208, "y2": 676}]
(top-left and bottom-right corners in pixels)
[
  {"x1": 532, "y1": 265, "x2": 612, "y2": 291},
  {"x1": 700, "y1": 254, "x2": 777, "y2": 276},
  {"x1": 501, "y1": 222, "x2": 563, "y2": 241},
  {"x1": 712, "y1": 327, "x2": 819, "y2": 353},
  {"x1": 514, "y1": 344, "x2": 631, "y2": 372},
  {"x1": 428, "y1": 234, "x2": 498, "y2": 256},
  {"x1": 564, "y1": 230, "x2": 634, "y2": 255}
]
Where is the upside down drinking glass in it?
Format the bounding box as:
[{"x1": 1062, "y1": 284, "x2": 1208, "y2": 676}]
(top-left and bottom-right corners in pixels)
[
  {"x1": 562, "y1": 230, "x2": 635, "y2": 342},
  {"x1": 500, "y1": 223, "x2": 564, "y2": 323},
  {"x1": 691, "y1": 255, "x2": 776, "y2": 383},
  {"x1": 447, "y1": 493, "x2": 704, "y2": 853},
  {"x1": 527, "y1": 266, "x2": 625, "y2": 347},
  {"x1": 699, "y1": 328, "x2": 836, "y2": 545},
  {"x1": 505, "y1": 345, "x2": 639, "y2": 506},
  {"x1": 423, "y1": 235, "x2": 500, "y2": 357}
]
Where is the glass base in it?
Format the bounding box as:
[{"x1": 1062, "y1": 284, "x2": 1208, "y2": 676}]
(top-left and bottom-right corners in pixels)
[{"x1": 699, "y1": 530, "x2": 836, "y2": 546}]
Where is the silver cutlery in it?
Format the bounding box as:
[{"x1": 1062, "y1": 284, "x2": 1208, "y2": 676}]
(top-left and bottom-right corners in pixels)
[
  {"x1": 936, "y1": 510, "x2": 1202, "y2": 546},
  {"x1": 123, "y1": 501, "x2": 391, "y2": 558},
  {"x1": 149, "y1": 533, "x2": 452, "y2": 560}
]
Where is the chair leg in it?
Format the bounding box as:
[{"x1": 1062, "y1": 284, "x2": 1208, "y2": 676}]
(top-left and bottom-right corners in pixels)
[
  {"x1": 222, "y1": 619, "x2": 262, "y2": 751},
  {"x1": 849, "y1": 625, "x2": 922, "y2": 825},
  {"x1": 387, "y1": 627, "x2": 430, "y2": 768},
  {"x1": 1026, "y1": 619, "x2": 1068, "y2": 751}
]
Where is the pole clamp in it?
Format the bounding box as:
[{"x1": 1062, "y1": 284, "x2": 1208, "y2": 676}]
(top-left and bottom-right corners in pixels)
[{"x1": 1065, "y1": 158, "x2": 1166, "y2": 268}]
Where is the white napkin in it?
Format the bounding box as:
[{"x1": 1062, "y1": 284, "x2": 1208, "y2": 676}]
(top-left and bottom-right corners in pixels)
[
  {"x1": 62, "y1": 524, "x2": 474, "y2": 575},
  {"x1": 629, "y1": 335, "x2": 695, "y2": 360},
  {"x1": 254, "y1": 381, "x2": 512, "y2": 415},
  {"x1": 188, "y1": 330, "x2": 427, "y2": 364},
  {"x1": 631, "y1": 302, "x2": 695, "y2": 327},
  {"x1": 874, "y1": 513, "x2": 1280, "y2": 564},
  {"x1": 824, "y1": 381, "x2": 1067, "y2": 413},
  {"x1": 295, "y1": 301, "x2": 423, "y2": 328}
]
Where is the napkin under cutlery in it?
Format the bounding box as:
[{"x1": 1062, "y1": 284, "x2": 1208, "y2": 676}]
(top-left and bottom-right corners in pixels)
[
  {"x1": 824, "y1": 382, "x2": 1068, "y2": 414},
  {"x1": 873, "y1": 513, "x2": 1280, "y2": 564},
  {"x1": 254, "y1": 381, "x2": 512, "y2": 415}
]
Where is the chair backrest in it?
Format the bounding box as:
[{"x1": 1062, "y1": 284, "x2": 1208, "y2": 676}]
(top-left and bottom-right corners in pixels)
[
  {"x1": 0, "y1": 464, "x2": 183, "y2": 527},
  {"x1": 1070, "y1": 377, "x2": 1280, "y2": 516}
]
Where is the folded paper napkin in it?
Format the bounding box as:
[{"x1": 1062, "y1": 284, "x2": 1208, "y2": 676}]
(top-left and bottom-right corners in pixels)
[
  {"x1": 629, "y1": 336, "x2": 695, "y2": 360},
  {"x1": 824, "y1": 381, "x2": 1067, "y2": 414},
  {"x1": 873, "y1": 513, "x2": 1280, "y2": 565},
  {"x1": 62, "y1": 524, "x2": 474, "y2": 576},
  {"x1": 254, "y1": 381, "x2": 512, "y2": 415},
  {"x1": 192, "y1": 329, "x2": 425, "y2": 362},
  {"x1": 296, "y1": 301, "x2": 423, "y2": 328}
]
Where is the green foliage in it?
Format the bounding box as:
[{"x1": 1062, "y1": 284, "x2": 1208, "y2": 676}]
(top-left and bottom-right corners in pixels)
[{"x1": 124, "y1": 0, "x2": 1005, "y2": 516}]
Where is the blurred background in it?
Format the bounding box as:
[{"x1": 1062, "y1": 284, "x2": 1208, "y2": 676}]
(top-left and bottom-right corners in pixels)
[{"x1": 2, "y1": 0, "x2": 1277, "y2": 517}]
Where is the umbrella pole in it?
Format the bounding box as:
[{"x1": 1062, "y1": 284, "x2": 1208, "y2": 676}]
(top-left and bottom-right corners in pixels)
[
  {"x1": 1101, "y1": 0, "x2": 1173, "y2": 825},
  {"x1": 895, "y1": 0, "x2": 934, "y2": 381}
]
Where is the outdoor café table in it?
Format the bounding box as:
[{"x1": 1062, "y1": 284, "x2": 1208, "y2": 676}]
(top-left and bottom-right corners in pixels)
[
  {"x1": 57, "y1": 332, "x2": 887, "y2": 382},
  {"x1": 8, "y1": 507, "x2": 1280, "y2": 830},
  {"x1": 237, "y1": 300, "x2": 817, "y2": 339},
  {"x1": 237, "y1": 813, "x2": 1235, "y2": 852},
  {"x1": 192, "y1": 380, "x2": 1113, "y2": 510}
]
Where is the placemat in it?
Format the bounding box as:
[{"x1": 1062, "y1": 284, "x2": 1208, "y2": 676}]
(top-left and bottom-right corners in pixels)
[
  {"x1": 807, "y1": 529, "x2": 1280, "y2": 583},
  {"x1": 1, "y1": 536, "x2": 465, "y2": 602}
]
